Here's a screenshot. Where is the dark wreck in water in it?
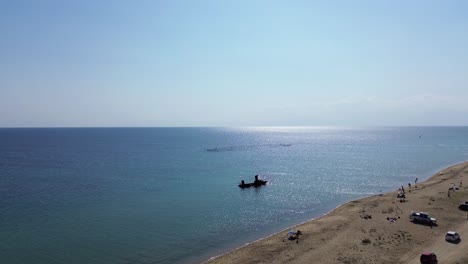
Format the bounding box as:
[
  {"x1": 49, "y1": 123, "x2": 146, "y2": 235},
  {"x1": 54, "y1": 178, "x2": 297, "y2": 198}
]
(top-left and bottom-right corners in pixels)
[{"x1": 238, "y1": 175, "x2": 267, "y2": 188}]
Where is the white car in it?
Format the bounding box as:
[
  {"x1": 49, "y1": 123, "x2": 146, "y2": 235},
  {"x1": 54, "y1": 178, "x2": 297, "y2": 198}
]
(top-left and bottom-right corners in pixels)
[{"x1": 445, "y1": 231, "x2": 460, "y2": 242}]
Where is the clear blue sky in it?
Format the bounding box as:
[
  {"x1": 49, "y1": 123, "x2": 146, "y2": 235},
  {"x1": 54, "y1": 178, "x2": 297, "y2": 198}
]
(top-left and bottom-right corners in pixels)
[{"x1": 1, "y1": 0, "x2": 468, "y2": 127}]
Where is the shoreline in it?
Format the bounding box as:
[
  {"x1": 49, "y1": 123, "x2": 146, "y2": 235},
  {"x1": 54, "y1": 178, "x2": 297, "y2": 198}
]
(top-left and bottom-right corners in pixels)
[
  {"x1": 203, "y1": 198, "x2": 374, "y2": 263},
  {"x1": 205, "y1": 161, "x2": 468, "y2": 264}
]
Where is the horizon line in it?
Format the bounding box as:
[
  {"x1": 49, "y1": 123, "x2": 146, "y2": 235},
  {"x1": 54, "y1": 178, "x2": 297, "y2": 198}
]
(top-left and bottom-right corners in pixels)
[{"x1": 1, "y1": 125, "x2": 468, "y2": 129}]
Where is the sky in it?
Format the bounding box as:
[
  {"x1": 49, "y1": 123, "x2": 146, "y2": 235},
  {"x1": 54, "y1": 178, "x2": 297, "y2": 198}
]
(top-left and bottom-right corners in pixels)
[{"x1": 1, "y1": 0, "x2": 468, "y2": 127}]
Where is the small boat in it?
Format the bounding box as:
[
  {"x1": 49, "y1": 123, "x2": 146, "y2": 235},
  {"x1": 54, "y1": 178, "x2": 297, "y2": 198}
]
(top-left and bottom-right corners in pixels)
[{"x1": 239, "y1": 175, "x2": 267, "y2": 188}]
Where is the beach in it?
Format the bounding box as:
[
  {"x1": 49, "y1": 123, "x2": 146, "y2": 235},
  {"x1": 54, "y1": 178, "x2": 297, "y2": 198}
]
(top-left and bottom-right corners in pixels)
[{"x1": 206, "y1": 161, "x2": 468, "y2": 264}]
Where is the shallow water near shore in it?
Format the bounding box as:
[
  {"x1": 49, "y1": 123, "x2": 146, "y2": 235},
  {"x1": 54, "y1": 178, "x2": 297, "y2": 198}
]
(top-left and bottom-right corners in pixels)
[{"x1": 1, "y1": 127, "x2": 468, "y2": 264}]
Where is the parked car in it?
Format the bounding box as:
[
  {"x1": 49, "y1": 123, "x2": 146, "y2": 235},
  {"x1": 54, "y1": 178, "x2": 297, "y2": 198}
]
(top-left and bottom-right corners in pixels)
[
  {"x1": 420, "y1": 252, "x2": 438, "y2": 264},
  {"x1": 410, "y1": 211, "x2": 437, "y2": 225},
  {"x1": 458, "y1": 201, "x2": 468, "y2": 211},
  {"x1": 445, "y1": 231, "x2": 460, "y2": 242}
]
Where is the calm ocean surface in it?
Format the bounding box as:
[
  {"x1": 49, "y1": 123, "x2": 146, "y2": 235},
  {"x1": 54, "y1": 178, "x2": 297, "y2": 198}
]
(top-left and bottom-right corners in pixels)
[{"x1": 1, "y1": 127, "x2": 468, "y2": 264}]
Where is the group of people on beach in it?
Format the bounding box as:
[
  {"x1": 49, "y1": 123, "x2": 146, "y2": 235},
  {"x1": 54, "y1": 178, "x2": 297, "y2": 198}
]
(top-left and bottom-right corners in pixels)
[
  {"x1": 396, "y1": 178, "x2": 420, "y2": 202},
  {"x1": 402, "y1": 178, "x2": 419, "y2": 192}
]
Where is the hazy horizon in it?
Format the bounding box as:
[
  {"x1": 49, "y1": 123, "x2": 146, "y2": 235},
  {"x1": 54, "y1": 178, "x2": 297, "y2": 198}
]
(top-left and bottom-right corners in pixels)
[
  {"x1": 1, "y1": 125, "x2": 468, "y2": 129},
  {"x1": 1, "y1": 1, "x2": 468, "y2": 127}
]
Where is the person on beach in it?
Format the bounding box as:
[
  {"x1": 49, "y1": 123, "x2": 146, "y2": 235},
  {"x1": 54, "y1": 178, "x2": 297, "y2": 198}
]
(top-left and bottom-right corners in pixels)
[
  {"x1": 415, "y1": 177, "x2": 418, "y2": 185},
  {"x1": 401, "y1": 186, "x2": 405, "y2": 193},
  {"x1": 296, "y1": 230, "x2": 302, "y2": 244}
]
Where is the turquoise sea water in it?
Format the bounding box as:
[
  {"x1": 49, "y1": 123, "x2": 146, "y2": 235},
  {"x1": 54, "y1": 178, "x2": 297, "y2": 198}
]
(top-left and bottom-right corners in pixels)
[{"x1": 1, "y1": 127, "x2": 468, "y2": 264}]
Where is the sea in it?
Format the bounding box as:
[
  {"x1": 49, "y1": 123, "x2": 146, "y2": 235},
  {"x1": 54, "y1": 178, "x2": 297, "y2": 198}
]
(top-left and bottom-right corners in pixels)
[{"x1": 1, "y1": 127, "x2": 468, "y2": 264}]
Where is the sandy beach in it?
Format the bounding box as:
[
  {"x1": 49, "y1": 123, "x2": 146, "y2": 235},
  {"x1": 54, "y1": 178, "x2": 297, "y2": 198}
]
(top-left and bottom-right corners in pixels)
[{"x1": 206, "y1": 161, "x2": 468, "y2": 264}]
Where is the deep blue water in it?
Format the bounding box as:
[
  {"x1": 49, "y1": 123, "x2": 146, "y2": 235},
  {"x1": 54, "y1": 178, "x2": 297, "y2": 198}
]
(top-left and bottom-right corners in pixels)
[{"x1": 1, "y1": 127, "x2": 468, "y2": 264}]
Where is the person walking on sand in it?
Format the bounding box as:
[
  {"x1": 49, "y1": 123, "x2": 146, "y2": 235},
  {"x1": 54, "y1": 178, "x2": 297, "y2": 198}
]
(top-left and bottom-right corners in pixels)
[
  {"x1": 296, "y1": 230, "x2": 302, "y2": 244},
  {"x1": 415, "y1": 177, "x2": 418, "y2": 185}
]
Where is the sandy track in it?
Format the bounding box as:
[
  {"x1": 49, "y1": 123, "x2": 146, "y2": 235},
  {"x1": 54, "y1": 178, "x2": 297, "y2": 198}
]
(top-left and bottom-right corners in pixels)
[{"x1": 401, "y1": 220, "x2": 468, "y2": 264}]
